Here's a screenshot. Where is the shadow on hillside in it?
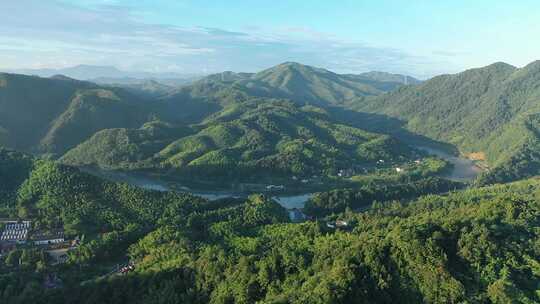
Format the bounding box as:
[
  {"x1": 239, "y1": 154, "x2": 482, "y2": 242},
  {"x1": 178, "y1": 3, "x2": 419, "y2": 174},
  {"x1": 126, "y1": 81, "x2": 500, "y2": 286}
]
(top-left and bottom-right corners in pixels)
[{"x1": 326, "y1": 106, "x2": 459, "y2": 154}]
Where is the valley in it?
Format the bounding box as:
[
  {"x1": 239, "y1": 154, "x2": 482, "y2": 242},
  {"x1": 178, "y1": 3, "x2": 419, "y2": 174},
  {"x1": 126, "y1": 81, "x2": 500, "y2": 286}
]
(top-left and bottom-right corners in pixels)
[
  {"x1": 81, "y1": 143, "x2": 483, "y2": 211},
  {"x1": 4, "y1": 1, "x2": 540, "y2": 302},
  {"x1": 1, "y1": 60, "x2": 539, "y2": 303}
]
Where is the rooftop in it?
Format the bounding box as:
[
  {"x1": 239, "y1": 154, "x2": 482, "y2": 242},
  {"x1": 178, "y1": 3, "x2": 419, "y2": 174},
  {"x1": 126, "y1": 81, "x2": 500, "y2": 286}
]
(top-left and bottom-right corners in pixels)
[{"x1": 30, "y1": 229, "x2": 65, "y2": 241}]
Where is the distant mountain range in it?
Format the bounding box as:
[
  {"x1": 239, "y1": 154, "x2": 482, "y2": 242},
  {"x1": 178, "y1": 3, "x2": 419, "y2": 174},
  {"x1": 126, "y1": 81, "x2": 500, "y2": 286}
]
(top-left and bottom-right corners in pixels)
[
  {"x1": 3, "y1": 63, "x2": 419, "y2": 101},
  {"x1": 0, "y1": 62, "x2": 418, "y2": 181},
  {"x1": 4, "y1": 64, "x2": 203, "y2": 82},
  {"x1": 6, "y1": 60, "x2": 540, "y2": 183}
]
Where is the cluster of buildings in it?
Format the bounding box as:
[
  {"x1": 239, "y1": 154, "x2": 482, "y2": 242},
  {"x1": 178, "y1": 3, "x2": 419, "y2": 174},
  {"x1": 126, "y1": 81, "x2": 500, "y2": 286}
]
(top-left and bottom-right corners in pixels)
[
  {"x1": 0, "y1": 220, "x2": 72, "y2": 264},
  {"x1": 0, "y1": 220, "x2": 65, "y2": 246}
]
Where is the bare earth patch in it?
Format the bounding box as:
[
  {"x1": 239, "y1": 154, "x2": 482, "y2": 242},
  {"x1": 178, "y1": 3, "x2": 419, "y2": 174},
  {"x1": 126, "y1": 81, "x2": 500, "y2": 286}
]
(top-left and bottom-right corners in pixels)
[{"x1": 466, "y1": 152, "x2": 486, "y2": 161}]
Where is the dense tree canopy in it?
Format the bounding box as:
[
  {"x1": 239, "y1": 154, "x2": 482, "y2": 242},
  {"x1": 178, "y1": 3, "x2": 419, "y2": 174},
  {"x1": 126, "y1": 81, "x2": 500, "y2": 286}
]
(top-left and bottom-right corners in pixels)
[{"x1": 1, "y1": 150, "x2": 539, "y2": 303}]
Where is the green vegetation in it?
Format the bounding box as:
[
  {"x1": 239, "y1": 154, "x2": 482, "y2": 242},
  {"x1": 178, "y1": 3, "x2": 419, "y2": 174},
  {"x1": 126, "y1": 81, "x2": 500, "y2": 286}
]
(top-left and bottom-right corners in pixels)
[
  {"x1": 0, "y1": 148, "x2": 33, "y2": 215},
  {"x1": 1, "y1": 68, "x2": 418, "y2": 184},
  {"x1": 60, "y1": 121, "x2": 192, "y2": 170},
  {"x1": 1, "y1": 150, "x2": 538, "y2": 303},
  {"x1": 39, "y1": 89, "x2": 148, "y2": 156},
  {"x1": 3, "y1": 60, "x2": 540, "y2": 302},
  {"x1": 355, "y1": 61, "x2": 540, "y2": 183},
  {"x1": 0, "y1": 73, "x2": 150, "y2": 156},
  {"x1": 63, "y1": 100, "x2": 413, "y2": 183},
  {"x1": 304, "y1": 177, "x2": 463, "y2": 216}
]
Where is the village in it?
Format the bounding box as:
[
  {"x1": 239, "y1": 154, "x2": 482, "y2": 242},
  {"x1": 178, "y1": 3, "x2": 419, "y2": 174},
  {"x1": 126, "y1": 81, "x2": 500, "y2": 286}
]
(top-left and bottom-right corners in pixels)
[{"x1": 0, "y1": 219, "x2": 79, "y2": 265}]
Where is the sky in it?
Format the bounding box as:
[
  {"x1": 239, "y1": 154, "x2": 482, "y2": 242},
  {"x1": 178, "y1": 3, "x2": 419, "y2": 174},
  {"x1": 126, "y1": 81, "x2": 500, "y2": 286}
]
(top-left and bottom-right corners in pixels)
[{"x1": 0, "y1": 0, "x2": 539, "y2": 79}]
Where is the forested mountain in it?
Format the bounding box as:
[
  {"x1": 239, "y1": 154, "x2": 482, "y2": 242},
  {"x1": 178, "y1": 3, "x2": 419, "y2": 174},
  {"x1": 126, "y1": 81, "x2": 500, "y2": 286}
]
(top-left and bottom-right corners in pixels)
[
  {"x1": 0, "y1": 65, "x2": 420, "y2": 183},
  {"x1": 232, "y1": 62, "x2": 416, "y2": 106},
  {"x1": 99, "y1": 79, "x2": 177, "y2": 98},
  {"x1": 3, "y1": 60, "x2": 540, "y2": 185},
  {"x1": 0, "y1": 149, "x2": 538, "y2": 303},
  {"x1": 356, "y1": 61, "x2": 540, "y2": 184},
  {"x1": 0, "y1": 73, "x2": 150, "y2": 156},
  {"x1": 61, "y1": 100, "x2": 412, "y2": 181},
  {"x1": 162, "y1": 62, "x2": 417, "y2": 108}
]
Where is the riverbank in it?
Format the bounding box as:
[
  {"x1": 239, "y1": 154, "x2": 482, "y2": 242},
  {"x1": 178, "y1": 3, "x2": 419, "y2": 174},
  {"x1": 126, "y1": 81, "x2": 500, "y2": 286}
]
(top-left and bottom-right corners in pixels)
[
  {"x1": 415, "y1": 146, "x2": 484, "y2": 182},
  {"x1": 79, "y1": 167, "x2": 315, "y2": 208},
  {"x1": 78, "y1": 144, "x2": 483, "y2": 209}
]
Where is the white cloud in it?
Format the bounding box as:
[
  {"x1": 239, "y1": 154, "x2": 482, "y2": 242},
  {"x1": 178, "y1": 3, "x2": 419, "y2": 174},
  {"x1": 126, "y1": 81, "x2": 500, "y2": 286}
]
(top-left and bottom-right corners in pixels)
[{"x1": 0, "y1": 0, "x2": 447, "y2": 78}]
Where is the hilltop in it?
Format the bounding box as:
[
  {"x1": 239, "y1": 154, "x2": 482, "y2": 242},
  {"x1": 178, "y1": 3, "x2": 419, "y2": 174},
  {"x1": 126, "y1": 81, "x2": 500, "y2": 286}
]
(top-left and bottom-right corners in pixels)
[
  {"x1": 354, "y1": 61, "x2": 540, "y2": 183},
  {"x1": 61, "y1": 100, "x2": 413, "y2": 182}
]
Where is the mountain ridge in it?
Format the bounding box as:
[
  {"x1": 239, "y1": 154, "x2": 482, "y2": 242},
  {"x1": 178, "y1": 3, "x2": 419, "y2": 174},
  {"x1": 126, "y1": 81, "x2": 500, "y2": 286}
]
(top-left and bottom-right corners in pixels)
[{"x1": 354, "y1": 59, "x2": 540, "y2": 183}]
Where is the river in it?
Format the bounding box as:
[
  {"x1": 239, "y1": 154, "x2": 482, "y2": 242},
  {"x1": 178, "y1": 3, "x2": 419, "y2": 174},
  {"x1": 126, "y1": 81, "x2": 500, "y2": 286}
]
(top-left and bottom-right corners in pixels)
[
  {"x1": 416, "y1": 146, "x2": 483, "y2": 182},
  {"x1": 81, "y1": 168, "x2": 314, "y2": 209},
  {"x1": 81, "y1": 146, "x2": 481, "y2": 209}
]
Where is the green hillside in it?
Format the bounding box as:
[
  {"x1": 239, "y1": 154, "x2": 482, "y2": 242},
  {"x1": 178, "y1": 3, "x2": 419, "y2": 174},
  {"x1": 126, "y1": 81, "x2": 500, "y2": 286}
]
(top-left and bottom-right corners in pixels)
[
  {"x1": 60, "y1": 121, "x2": 192, "y2": 170},
  {"x1": 162, "y1": 62, "x2": 415, "y2": 110},
  {"x1": 0, "y1": 63, "x2": 417, "y2": 161},
  {"x1": 0, "y1": 73, "x2": 151, "y2": 156},
  {"x1": 236, "y1": 62, "x2": 406, "y2": 106},
  {"x1": 0, "y1": 148, "x2": 33, "y2": 214},
  {"x1": 1, "y1": 150, "x2": 538, "y2": 303},
  {"x1": 5, "y1": 60, "x2": 540, "y2": 185},
  {"x1": 62, "y1": 99, "x2": 413, "y2": 181},
  {"x1": 39, "y1": 89, "x2": 149, "y2": 156},
  {"x1": 356, "y1": 61, "x2": 540, "y2": 183},
  {"x1": 0, "y1": 73, "x2": 94, "y2": 151}
]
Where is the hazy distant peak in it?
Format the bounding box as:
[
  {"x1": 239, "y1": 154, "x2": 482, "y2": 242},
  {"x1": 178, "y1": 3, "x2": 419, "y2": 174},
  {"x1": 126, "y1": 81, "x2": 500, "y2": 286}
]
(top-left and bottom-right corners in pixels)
[
  {"x1": 201, "y1": 71, "x2": 253, "y2": 82},
  {"x1": 50, "y1": 74, "x2": 78, "y2": 81},
  {"x1": 357, "y1": 71, "x2": 421, "y2": 84},
  {"x1": 5, "y1": 65, "x2": 203, "y2": 82}
]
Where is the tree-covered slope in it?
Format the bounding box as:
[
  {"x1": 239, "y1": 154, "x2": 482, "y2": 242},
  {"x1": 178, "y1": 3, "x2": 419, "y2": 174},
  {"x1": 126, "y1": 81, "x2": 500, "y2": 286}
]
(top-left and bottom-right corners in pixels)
[
  {"x1": 162, "y1": 62, "x2": 417, "y2": 110},
  {"x1": 0, "y1": 73, "x2": 151, "y2": 156},
  {"x1": 112, "y1": 179, "x2": 539, "y2": 303},
  {"x1": 60, "y1": 121, "x2": 192, "y2": 170},
  {"x1": 39, "y1": 89, "x2": 149, "y2": 156},
  {"x1": 235, "y1": 62, "x2": 414, "y2": 106},
  {"x1": 0, "y1": 63, "x2": 418, "y2": 162},
  {"x1": 159, "y1": 100, "x2": 412, "y2": 178},
  {"x1": 0, "y1": 148, "x2": 34, "y2": 214},
  {"x1": 62, "y1": 99, "x2": 412, "y2": 180},
  {"x1": 356, "y1": 61, "x2": 540, "y2": 183},
  {"x1": 3, "y1": 149, "x2": 538, "y2": 303},
  {"x1": 0, "y1": 73, "x2": 95, "y2": 151}
]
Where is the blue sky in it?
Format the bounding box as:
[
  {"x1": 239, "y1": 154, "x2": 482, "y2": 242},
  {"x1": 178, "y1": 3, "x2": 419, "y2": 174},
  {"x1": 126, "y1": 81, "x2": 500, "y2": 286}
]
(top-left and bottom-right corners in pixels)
[{"x1": 1, "y1": 0, "x2": 539, "y2": 78}]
